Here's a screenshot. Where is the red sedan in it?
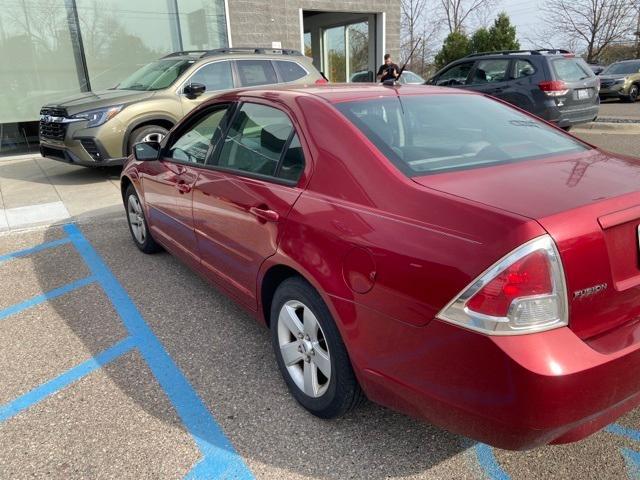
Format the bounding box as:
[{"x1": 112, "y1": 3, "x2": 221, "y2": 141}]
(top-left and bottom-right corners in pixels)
[{"x1": 121, "y1": 84, "x2": 640, "y2": 450}]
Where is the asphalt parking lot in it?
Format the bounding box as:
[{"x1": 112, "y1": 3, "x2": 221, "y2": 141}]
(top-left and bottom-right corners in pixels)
[{"x1": 2, "y1": 122, "x2": 640, "y2": 479}]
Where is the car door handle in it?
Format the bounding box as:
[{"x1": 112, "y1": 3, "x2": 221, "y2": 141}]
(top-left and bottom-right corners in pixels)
[
  {"x1": 249, "y1": 206, "x2": 279, "y2": 223},
  {"x1": 176, "y1": 181, "x2": 191, "y2": 194}
]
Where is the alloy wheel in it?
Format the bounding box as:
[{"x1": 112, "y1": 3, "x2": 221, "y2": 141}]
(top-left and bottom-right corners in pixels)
[
  {"x1": 141, "y1": 132, "x2": 165, "y2": 143},
  {"x1": 277, "y1": 300, "x2": 331, "y2": 398},
  {"x1": 127, "y1": 194, "x2": 146, "y2": 244}
]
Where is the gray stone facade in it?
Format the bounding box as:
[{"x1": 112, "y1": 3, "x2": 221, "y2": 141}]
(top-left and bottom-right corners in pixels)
[{"x1": 226, "y1": 0, "x2": 401, "y2": 62}]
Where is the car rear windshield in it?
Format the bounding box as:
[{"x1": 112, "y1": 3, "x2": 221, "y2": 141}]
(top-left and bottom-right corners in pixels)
[
  {"x1": 335, "y1": 94, "x2": 588, "y2": 176},
  {"x1": 551, "y1": 58, "x2": 592, "y2": 82},
  {"x1": 603, "y1": 61, "x2": 640, "y2": 75},
  {"x1": 116, "y1": 59, "x2": 195, "y2": 91}
]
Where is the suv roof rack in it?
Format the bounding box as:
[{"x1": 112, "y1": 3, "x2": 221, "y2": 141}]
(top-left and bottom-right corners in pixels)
[
  {"x1": 162, "y1": 47, "x2": 304, "y2": 59},
  {"x1": 201, "y1": 47, "x2": 303, "y2": 57},
  {"x1": 465, "y1": 49, "x2": 573, "y2": 58}
]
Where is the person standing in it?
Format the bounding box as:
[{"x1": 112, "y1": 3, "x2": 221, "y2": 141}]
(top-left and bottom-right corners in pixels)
[{"x1": 376, "y1": 54, "x2": 400, "y2": 82}]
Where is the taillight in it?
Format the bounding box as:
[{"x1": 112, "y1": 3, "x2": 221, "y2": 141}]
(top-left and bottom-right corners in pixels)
[
  {"x1": 437, "y1": 235, "x2": 568, "y2": 335},
  {"x1": 315, "y1": 78, "x2": 329, "y2": 84},
  {"x1": 539, "y1": 80, "x2": 569, "y2": 97}
]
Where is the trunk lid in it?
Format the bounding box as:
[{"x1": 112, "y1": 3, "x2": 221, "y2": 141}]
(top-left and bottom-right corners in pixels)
[
  {"x1": 549, "y1": 57, "x2": 600, "y2": 110},
  {"x1": 414, "y1": 149, "x2": 640, "y2": 341}
]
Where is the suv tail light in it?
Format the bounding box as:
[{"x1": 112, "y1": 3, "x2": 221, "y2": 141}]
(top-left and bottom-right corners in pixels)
[
  {"x1": 315, "y1": 78, "x2": 329, "y2": 84},
  {"x1": 539, "y1": 80, "x2": 569, "y2": 97},
  {"x1": 437, "y1": 236, "x2": 568, "y2": 335}
]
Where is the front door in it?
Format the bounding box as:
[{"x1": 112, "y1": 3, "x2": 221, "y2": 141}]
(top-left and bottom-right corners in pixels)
[
  {"x1": 141, "y1": 104, "x2": 230, "y2": 265},
  {"x1": 179, "y1": 60, "x2": 235, "y2": 115},
  {"x1": 192, "y1": 101, "x2": 308, "y2": 308}
]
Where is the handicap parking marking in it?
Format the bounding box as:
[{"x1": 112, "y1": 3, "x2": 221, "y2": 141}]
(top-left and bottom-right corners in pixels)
[{"x1": 0, "y1": 223, "x2": 254, "y2": 479}]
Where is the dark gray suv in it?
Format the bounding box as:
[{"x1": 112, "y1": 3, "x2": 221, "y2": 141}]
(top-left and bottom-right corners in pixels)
[{"x1": 427, "y1": 49, "x2": 600, "y2": 130}]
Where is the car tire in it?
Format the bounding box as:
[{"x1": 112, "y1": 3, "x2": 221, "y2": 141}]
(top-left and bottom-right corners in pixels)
[
  {"x1": 270, "y1": 277, "x2": 365, "y2": 419},
  {"x1": 625, "y1": 85, "x2": 638, "y2": 103},
  {"x1": 125, "y1": 184, "x2": 162, "y2": 254},
  {"x1": 128, "y1": 125, "x2": 169, "y2": 154}
]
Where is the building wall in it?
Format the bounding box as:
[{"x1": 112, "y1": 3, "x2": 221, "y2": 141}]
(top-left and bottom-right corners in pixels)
[{"x1": 226, "y1": 0, "x2": 401, "y2": 63}]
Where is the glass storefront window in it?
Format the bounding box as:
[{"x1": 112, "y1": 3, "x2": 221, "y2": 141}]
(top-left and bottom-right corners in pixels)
[
  {"x1": 0, "y1": 0, "x2": 82, "y2": 154},
  {"x1": 347, "y1": 21, "x2": 369, "y2": 78},
  {"x1": 178, "y1": 0, "x2": 228, "y2": 51},
  {"x1": 324, "y1": 25, "x2": 346, "y2": 83},
  {"x1": 75, "y1": 0, "x2": 179, "y2": 91}
]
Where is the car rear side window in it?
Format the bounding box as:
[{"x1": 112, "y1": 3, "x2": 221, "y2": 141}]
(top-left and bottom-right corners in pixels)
[
  {"x1": 277, "y1": 134, "x2": 305, "y2": 182},
  {"x1": 236, "y1": 60, "x2": 278, "y2": 87},
  {"x1": 275, "y1": 61, "x2": 307, "y2": 82},
  {"x1": 514, "y1": 59, "x2": 535, "y2": 78},
  {"x1": 335, "y1": 94, "x2": 588, "y2": 176},
  {"x1": 552, "y1": 58, "x2": 591, "y2": 82},
  {"x1": 217, "y1": 103, "x2": 294, "y2": 177}
]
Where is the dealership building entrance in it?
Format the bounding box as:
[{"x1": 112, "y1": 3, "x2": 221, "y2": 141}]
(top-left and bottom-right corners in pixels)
[{"x1": 0, "y1": 0, "x2": 399, "y2": 157}]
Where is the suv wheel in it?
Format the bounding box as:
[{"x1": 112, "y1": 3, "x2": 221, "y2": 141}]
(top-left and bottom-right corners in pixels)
[
  {"x1": 626, "y1": 85, "x2": 639, "y2": 103},
  {"x1": 270, "y1": 277, "x2": 365, "y2": 419},
  {"x1": 128, "y1": 125, "x2": 169, "y2": 153}
]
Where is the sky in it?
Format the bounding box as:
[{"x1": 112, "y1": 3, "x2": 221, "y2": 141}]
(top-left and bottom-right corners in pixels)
[{"x1": 499, "y1": 0, "x2": 544, "y2": 48}]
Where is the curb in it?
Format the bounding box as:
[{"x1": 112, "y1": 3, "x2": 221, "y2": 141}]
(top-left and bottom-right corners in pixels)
[{"x1": 573, "y1": 122, "x2": 640, "y2": 134}]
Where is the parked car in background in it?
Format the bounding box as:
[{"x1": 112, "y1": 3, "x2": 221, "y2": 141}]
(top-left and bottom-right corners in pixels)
[
  {"x1": 427, "y1": 49, "x2": 599, "y2": 130},
  {"x1": 39, "y1": 48, "x2": 323, "y2": 167},
  {"x1": 598, "y1": 59, "x2": 640, "y2": 102},
  {"x1": 123, "y1": 83, "x2": 640, "y2": 450},
  {"x1": 350, "y1": 69, "x2": 425, "y2": 84},
  {"x1": 589, "y1": 64, "x2": 605, "y2": 75}
]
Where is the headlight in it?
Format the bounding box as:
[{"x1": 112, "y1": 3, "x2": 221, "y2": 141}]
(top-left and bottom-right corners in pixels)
[
  {"x1": 614, "y1": 78, "x2": 627, "y2": 85},
  {"x1": 72, "y1": 105, "x2": 123, "y2": 127}
]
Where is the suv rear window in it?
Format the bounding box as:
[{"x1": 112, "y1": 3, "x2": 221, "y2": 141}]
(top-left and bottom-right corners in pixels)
[
  {"x1": 552, "y1": 58, "x2": 591, "y2": 82},
  {"x1": 335, "y1": 94, "x2": 587, "y2": 176}
]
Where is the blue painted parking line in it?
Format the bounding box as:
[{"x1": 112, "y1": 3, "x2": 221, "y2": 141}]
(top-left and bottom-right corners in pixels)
[
  {"x1": 0, "y1": 337, "x2": 135, "y2": 422},
  {"x1": 607, "y1": 423, "x2": 640, "y2": 443},
  {"x1": 0, "y1": 237, "x2": 71, "y2": 264},
  {"x1": 474, "y1": 443, "x2": 510, "y2": 480},
  {"x1": 0, "y1": 224, "x2": 253, "y2": 479},
  {"x1": 0, "y1": 275, "x2": 95, "y2": 321},
  {"x1": 63, "y1": 224, "x2": 254, "y2": 479}
]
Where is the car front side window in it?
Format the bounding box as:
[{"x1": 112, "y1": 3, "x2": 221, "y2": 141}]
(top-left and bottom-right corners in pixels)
[
  {"x1": 436, "y1": 62, "x2": 473, "y2": 86},
  {"x1": 185, "y1": 61, "x2": 234, "y2": 92},
  {"x1": 168, "y1": 107, "x2": 229, "y2": 164}
]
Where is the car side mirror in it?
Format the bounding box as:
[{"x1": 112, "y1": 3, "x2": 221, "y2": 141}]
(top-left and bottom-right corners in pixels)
[
  {"x1": 133, "y1": 141, "x2": 160, "y2": 161},
  {"x1": 183, "y1": 83, "x2": 206, "y2": 99}
]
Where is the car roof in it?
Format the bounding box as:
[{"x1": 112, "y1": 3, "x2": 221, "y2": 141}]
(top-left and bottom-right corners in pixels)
[{"x1": 222, "y1": 83, "x2": 476, "y2": 104}]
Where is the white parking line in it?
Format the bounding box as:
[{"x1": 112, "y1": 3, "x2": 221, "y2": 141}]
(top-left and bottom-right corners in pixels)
[{"x1": 3, "y1": 201, "x2": 70, "y2": 229}]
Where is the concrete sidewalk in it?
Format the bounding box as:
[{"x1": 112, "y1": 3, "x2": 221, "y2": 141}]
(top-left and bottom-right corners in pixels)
[{"x1": 0, "y1": 155, "x2": 123, "y2": 231}]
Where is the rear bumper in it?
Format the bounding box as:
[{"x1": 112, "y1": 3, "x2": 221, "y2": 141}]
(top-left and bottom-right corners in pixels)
[
  {"x1": 337, "y1": 297, "x2": 640, "y2": 450},
  {"x1": 551, "y1": 104, "x2": 599, "y2": 128}
]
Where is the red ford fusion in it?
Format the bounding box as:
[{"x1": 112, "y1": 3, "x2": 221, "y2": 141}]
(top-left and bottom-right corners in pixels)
[{"x1": 121, "y1": 84, "x2": 640, "y2": 450}]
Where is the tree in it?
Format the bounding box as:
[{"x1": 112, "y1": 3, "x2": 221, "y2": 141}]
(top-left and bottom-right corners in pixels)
[
  {"x1": 439, "y1": 0, "x2": 495, "y2": 34},
  {"x1": 540, "y1": 0, "x2": 635, "y2": 63},
  {"x1": 469, "y1": 27, "x2": 492, "y2": 53},
  {"x1": 435, "y1": 31, "x2": 470, "y2": 68},
  {"x1": 488, "y1": 12, "x2": 519, "y2": 51},
  {"x1": 400, "y1": 0, "x2": 440, "y2": 76}
]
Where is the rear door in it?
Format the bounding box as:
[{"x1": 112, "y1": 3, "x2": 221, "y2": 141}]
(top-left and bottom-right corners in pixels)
[
  {"x1": 550, "y1": 57, "x2": 599, "y2": 109},
  {"x1": 234, "y1": 59, "x2": 279, "y2": 88},
  {"x1": 466, "y1": 58, "x2": 516, "y2": 103},
  {"x1": 192, "y1": 100, "x2": 308, "y2": 308}
]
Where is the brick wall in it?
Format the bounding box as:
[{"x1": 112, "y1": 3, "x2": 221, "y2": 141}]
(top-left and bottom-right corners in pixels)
[{"x1": 226, "y1": 0, "x2": 400, "y2": 61}]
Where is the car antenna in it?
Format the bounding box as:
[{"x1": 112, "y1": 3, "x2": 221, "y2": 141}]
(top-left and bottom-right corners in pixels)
[{"x1": 383, "y1": 39, "x2": 422, "y2": 86}]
